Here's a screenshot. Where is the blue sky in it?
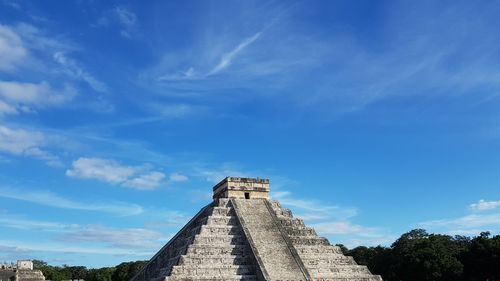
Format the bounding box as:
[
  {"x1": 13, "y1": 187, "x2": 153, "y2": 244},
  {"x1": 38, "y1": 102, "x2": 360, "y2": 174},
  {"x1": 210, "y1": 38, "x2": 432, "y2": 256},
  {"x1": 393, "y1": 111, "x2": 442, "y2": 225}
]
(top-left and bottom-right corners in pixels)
[{"x1": 1, "y1": 0, "x2": 500, "y2": 268}]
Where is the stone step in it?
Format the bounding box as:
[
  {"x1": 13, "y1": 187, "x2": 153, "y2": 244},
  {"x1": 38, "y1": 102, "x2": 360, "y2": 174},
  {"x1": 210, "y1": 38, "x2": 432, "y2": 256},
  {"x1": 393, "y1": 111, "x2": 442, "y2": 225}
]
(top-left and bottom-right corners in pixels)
[
  {"x1": 302, "y1": 255, "x2": 357, "y2": 266},
  {"x1": 295, "y1": 245, "x2": 344, "y2": 254},
  {"x1": 202, "y1": 215, "x2": 238, "y2": 226},
  {"x1": 179, "y1": 255, "x2": 254, "y2": 266},
  {"x1": 289, "y1": 236, "x2": 330, "y2": 246},
  {"x1": 283, "y1": 227, "x2": 317, "y2": 236},
  {"x1": 273, "y1": 207, "x2": 293, "y2": 218},
  {"x1": 186, "y1": 244, "x2": 250, "y2": 255},
  {"x1": 171, "y1": 265, "x2": 255, "y2": 276},
  {"x1": 195, "y1": 225, "x2": 243, "y2": 236},
  {"x1": 166, "y1": 275, "x2": 258, "y2": 281},
  {"x1": 193, "y1": 234, "x2": 247, "y2": 245},
  {"x1": 308, "y1": 265, "x2": 372, "y2": 275},
  {"x1": 277, "y1": 217, "x2": 305, "y2": 227},
  {"x1": 210, "y1": 206, "x2": 235, "y2": 216}
]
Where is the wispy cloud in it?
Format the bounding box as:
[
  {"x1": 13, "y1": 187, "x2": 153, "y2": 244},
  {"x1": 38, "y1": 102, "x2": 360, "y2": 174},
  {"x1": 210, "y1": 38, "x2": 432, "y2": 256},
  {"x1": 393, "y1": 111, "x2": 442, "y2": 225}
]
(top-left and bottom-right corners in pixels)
[
  {"x1": 311, "y1": 221, "x2": 381, "y2": 237},
  {"x1": 115, "y1": 6, "x2": 137, "y2": 38},
  {"x1": 272, "y1": 190, "x2": 357, "y2": 220},
  {"x1": 53, "y1": 52, "x2": 107, "y2": 93},
  {"x1": 0, "y1": 23, "x2": 108, "y2": 116},
  {"x1": 169, "y1": 173, "x2": 188, "y2": 182},
  {"x1": 66, "y1": 157, "x2": 166, "y2": 190},
  {"x1": 58, "y1": 225, "x2": 163, "y2": 249},
  {"x1": 0, "y1": 125, "x2": 61, "y2": 166},
  {"x1": 0, "y1": 214, "x2": 69, "y2": 231},
  {"x1": 207, "y1": 32, "x2": 262, "y2": 76},
  {"x1": 147, "y1": 103, "x2": 198, "y2": 118},
  {"x1": 96, "y1": 6, "x2": 138, "y2": 38},
  {"x1": 0, "y1": 240, "x2": 151, "y2": 256},
  {"x1": 420, "y1": 213, "x2": 500, "y2": 229},
  {"x1": 157, "y1": 31, "x2": 263, "y2": 81},
  {"x1": 420, "y1": 199, "x2": 500, "y2": 236},
  {"x1": 0, "y1": 186, "x2": 144, "y2": 215},
  {"x1": 196, "y1": 165, "x2": 251, "y2": 183},
  {"x1": 0, "y1": 24, "x2": 27, "y2": 71},
  {"x1": 0, "y1": 80, "x2": 75, "y2": 116},
  {"x1": 470, "y1": 199, "x2": 500, "y2": 211}
]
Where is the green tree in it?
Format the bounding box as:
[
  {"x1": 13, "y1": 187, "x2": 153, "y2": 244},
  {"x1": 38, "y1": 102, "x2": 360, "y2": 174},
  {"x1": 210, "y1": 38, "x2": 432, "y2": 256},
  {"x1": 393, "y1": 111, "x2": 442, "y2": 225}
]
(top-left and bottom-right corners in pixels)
[
  {"x1": 461, "y1": 232, "x2": 500, "y2": 281},
  {"x1": 86, "y1": 267, "x2": 115, "y2": 281},
  {"x1": 391, "y1": 229, "x2": 463, "y2": 281},
  {"x1": 111, "y1": 261, "x2": 147, "y2": 281}
]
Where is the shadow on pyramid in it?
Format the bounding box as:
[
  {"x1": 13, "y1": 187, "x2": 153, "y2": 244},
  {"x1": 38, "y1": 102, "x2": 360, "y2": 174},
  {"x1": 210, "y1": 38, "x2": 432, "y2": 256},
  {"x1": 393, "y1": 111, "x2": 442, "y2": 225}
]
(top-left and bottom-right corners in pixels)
[{"x1": 131, "y1": 177, "x2": 383, "y2": 281}]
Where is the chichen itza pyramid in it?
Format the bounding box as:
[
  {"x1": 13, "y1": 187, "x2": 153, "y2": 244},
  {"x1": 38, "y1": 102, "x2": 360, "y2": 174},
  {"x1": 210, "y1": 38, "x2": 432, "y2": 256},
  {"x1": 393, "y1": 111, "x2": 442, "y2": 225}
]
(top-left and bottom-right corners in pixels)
[{"x1": 131, "y1": 177, "x2": 383, "y2": 281}]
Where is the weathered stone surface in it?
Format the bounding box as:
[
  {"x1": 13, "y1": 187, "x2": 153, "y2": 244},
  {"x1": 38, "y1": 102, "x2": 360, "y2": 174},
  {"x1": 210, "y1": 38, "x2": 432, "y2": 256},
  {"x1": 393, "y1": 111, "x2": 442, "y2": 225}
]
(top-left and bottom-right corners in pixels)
[
  {"x1": 0, "y1": 261, "x2": 46, "y2": 281},
  {"x1": 231, "y1": 198, "x2": 310, "y2": 281},
  {"x1": 131, "y1": 177, "x2": 383, "y2": 281}
]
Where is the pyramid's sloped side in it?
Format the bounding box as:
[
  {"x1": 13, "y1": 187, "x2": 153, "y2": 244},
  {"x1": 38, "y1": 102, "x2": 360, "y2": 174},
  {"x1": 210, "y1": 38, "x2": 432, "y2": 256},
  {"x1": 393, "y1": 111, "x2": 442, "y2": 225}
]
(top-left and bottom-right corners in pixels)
[
  {"x1": 131, "y1": 203, "x2": 213, "y2": 281},
  {"x1": 133, "y1": 199, "x2": 259, "y2": 281},
  {"x1": 269, "y1": 200, "x2": 383, "y2": 281},
  {"x1": 231, "y1": 198, "x2": 309, "y2": 281},
  {"x1": 166, "y1": 198, "x2": 258, "y2": 281}
]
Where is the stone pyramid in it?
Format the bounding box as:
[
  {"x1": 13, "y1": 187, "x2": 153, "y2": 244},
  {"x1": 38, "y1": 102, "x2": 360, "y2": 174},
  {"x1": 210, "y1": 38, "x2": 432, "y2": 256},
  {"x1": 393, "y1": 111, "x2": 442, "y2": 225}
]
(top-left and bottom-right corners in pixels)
[{"x1": 131, "y1": 177, "x2": 383, "y2": 281}]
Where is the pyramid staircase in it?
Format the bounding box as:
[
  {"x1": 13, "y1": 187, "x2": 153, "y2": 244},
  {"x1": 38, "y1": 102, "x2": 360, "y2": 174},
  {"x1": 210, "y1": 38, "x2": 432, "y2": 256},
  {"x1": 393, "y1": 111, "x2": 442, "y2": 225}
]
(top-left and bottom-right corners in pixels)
[
  {"x1": 131, "y1": 177, "x2": 382, "y2": 281},
  {"x1": 133, "y1": 198, "x2": 259, "y2": 281}
]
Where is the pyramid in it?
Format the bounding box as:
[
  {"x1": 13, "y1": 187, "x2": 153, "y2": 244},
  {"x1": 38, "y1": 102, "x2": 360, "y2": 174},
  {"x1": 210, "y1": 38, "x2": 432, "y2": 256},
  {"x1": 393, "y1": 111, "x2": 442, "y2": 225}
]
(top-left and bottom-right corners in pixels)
[{"x1": 131, "y1": 177, "x2": 383, "y2": 281}]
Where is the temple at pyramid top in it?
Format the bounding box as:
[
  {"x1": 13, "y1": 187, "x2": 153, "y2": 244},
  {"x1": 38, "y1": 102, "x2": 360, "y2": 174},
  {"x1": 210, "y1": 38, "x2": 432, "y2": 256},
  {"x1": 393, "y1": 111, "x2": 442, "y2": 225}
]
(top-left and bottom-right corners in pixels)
[
  {"x1": 131, "y1": 176, "x2": 383, "y2": 281},
  {"x1": 213, "y1": 177, "x2": 270, "y2": 200}
]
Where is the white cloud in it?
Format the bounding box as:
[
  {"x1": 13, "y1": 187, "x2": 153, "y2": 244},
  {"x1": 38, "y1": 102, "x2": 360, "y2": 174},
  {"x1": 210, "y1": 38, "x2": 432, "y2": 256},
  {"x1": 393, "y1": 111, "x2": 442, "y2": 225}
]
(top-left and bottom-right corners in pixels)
[
  {"x1": 53, "y1": 52, "x2": 107, "y2": 93},
  {"x1": 311, "y1": 221, "x2": 379, "y2": 236},
  {"x1": 149, "y1": 103, "x2": 196, "y2": 118},
  {"x1": 14, "y1": 23, "x2": 74, "y2": 51},
  {"x1": 66, "y1": 157, "x2": 166, "y2": 190},
  {"x1": 169, "y1": 173, "x2": 188, "y2": 182},
  {"x1": 124, "y1": 171, "x2": 165, "y2": 190},
  {"x1": 66, "y1": 157, "x2": 136, "y2": 184},
  {"x1": 420, "y1": 213, "x2": 500, "y2": 229},
  {"x1": 208, "y1": 32, "x2": 262, "y2": 75},
  {"x1": 196, "y1": 163, "x2": 252, "y2": 183},
  {"x1": 0, "y1": 100, "x2": 18, "y2": 115},
  {"x1": 0, "y1": 186, "x2": 144, "y2": 216},
  {"x1": 94, "y1": 7, "x2": 137, "y2": 38},
  {"x1": 272, "y1": 190, "x2": 357, "y2": 220},
  {"x1": 0, "y1": 80, "x2": 76, "y2": 115},
  {"x1": 0, "y1": 239, "x2": 151, "y2": 256},
  {"x1": 470, "y1": 199, "x2": 500, "y2": 211},
  {"x1": 157, "y1": 67, "x2": 198, "y2": 81},
  {"x1": 0, "y1": 125, "x2": 61, "y2": 166},
  {"x1": 58, "y1": 225, "x2": 162, "y2": 249},
  {"x1": 0, "y1": 212, "x2": 167, "y2": 254},
  {"x1": 0, "y1": 24, "x2": 27, "y2": 71},
  {"x1": 0, "y1": 214, "x2": 69, "y2": 231},
  {"x1": 115, "y1": 6, "x2": 137, "y2": 38},
  {"x1": 157, "y1": 32, "x2": 263, "y2": 81},
  {"x1": 420, "y1": 200, "x2": 500, "y2": 236}
]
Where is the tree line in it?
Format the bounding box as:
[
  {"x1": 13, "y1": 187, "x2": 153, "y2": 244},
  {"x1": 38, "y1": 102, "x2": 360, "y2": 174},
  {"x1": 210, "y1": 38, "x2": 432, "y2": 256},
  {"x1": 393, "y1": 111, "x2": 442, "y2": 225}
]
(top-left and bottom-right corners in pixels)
[
  {"x1": 338, "y1": 229, "x2": 500, "y2": 281},
  {"x1": 33, "y1": 260, "x2": 147, "y2": 281},
  {"x1": 33, "y1": 229, "x2": 500, "y2": 281}
]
